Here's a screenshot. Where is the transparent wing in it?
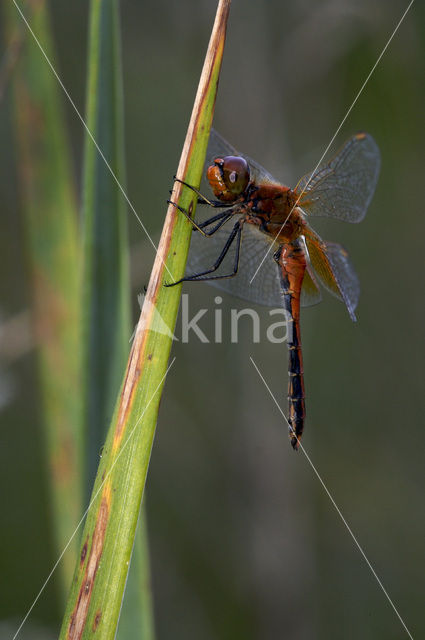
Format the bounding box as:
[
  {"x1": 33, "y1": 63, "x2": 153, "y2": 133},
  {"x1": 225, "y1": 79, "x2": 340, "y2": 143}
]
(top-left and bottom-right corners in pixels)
[
  {"x1": 305, "y1": 229, "x2": 360, "y2": 321},
  {"x1": 301, "y1": 265, "x2": 322, "y2": 307},
  {"x1": 295, "y1": 133, "x2": 380, "y2": 223},
  {"x1": 186, "y1": 220, "x2": 321, "y2": 308},
  {"x1": 186, "y1": 220, "x2": 283, "y2": 307}
]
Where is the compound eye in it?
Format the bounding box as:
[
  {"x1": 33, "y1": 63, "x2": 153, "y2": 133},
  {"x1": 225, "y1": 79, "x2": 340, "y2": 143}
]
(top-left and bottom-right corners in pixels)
[{"x1": 221, "y1": 156, "x2": 250, "y2": 196}]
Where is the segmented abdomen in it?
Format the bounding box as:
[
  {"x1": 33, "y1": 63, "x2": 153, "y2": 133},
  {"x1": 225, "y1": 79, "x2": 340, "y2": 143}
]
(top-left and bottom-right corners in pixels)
[{"x1": 278, "y1": 240, "x2": 306, "y2": 450}]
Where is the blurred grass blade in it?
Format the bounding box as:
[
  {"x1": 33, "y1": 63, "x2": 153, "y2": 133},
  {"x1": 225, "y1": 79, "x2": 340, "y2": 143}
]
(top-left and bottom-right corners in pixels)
[
  {"x1": 81, "y1": 1, "x2": 154, "y2": 637},
  {"x1": 82, "y1": 0, "x2": 129, "y2": 499},
  {"x1": 59, "y1": 0, "x2": 231, "y2": 637},
  {"x1": 3, "y1": 0, "x2": 82, "y2": 599}
]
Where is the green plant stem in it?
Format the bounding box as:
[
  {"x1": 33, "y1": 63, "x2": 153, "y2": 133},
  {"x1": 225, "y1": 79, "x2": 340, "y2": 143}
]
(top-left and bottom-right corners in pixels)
[
  {"x1": 81, "y1": 1, "x2": 154, "y2": 637},
  {"x1": 59, "y1": 1, "x2": 231, "y2": 637}
]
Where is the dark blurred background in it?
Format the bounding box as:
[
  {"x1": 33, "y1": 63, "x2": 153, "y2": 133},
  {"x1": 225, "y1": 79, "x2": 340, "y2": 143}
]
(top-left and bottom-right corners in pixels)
[{"x1": 1, "y1": 1, "x2": 424, "y2": 638}]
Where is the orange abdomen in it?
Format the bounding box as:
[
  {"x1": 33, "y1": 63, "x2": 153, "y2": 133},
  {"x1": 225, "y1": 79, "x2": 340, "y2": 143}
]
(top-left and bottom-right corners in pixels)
[{"x1": 278, "y1": 241, "x2": 306, "y2": 449}]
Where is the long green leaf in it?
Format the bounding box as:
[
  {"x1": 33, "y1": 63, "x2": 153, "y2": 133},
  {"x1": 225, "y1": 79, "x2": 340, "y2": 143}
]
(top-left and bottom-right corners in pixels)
[
  {"x1": 4, "y1": 0, "x2": 82, "y2": 600},
  {"x1": 81, "y1": 0, "x2": 129, "y2": 499},
  {"x1": 81, "y1": 1, "x2": 154, "y2": 637},
  {"x1": 59, "y1": 1, "x2": 231, "y2": 637}
]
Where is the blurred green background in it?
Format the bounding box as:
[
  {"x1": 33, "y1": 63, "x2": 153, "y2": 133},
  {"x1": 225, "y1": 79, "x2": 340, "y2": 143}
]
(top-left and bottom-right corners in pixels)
[{"x1": 1, "y1": 1, "x2": 424, "y2": 638}]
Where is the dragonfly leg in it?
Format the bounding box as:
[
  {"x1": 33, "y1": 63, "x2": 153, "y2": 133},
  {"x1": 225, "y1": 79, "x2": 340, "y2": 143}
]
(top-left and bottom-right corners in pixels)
[
  {"x1": 168, "y1": 199, "x2": 240, "y2": 237},
  {"x1": 273, "y1": 247, "x2": 282, "y2": 263},
  {"x1": 167, "y1": 199, "x2": 212, "y2": 236},
  {"x1": 173, "y1": 176, "x2": 231, "y2": 208},
  {"x1": 197, "y1": 212, "x2": 233, "y2": 236},
  {"x1": 165, "y1": 220, "x2": 243, "y2": 287}
]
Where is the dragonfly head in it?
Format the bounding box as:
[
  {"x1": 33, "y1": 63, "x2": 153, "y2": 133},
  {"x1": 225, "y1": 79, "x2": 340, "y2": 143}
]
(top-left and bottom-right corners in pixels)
[{"x1": 207, "y1": 155, "x2": 250, "y2": 202}]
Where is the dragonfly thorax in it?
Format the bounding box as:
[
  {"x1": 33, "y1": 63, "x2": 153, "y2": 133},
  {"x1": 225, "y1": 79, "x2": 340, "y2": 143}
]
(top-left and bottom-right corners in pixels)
[{"x1": 245, "y1": 185, "x2": 304, "y2": 243}]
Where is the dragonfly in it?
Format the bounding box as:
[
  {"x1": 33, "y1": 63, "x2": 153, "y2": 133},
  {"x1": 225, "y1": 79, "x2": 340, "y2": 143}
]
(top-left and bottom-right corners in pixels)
[{"x1": 167, "y1": 130, "x2": 380, "y2": 449}]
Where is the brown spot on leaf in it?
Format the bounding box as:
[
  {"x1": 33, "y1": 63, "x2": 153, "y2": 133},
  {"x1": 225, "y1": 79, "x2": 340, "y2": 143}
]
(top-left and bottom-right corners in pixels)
[
  {"x1": 68, "y1": 613, "x2": 76, "y2": 637},
  {"x1": 80, "y1": 539, "x2": 88, "y2": 566},
  {"x1": 66, "y1": 483, "x2": 112, "y2": 638},
  {"x1": 92, "y1": 609, "x2": 102, "y2": 631}
]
